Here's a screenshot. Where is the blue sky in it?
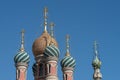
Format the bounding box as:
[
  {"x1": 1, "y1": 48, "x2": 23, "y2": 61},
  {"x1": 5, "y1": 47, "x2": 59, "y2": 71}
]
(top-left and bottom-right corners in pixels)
[{"x1": 0, "y1": 0, "x2": 120, "y2": 80}]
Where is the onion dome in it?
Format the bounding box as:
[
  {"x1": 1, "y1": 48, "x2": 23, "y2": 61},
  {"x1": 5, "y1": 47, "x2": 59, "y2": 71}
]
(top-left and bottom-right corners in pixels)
[
  {"x1": 32, "y1": 63, "x2": 37, "y2": 75},
  {"x1": 92, "y1": 56, "x2": 101, "y2": 69},
  {"x1": 61, "y1": 35, "x2": 76, "y2": 68},
  {"x1": 14, "y1": 51, "x2": 30, "y2": 64},
  {"x1": 14, "y1": 29, "x2": 30, "y2": 64},
  {"x1": 32, "y1": 7, "x2": 58, "y2": 57},
  {"x1": 92, "y1": 41, "x2": 102, "y2": 69},
  {"x1": 44, "y1": 44, "x2": 60, "y2": 57},
  {"x1": 32, "y1": 31, "x2": 58, "y2": 57},
  {"x1": 61, "y1": 55, "x2": 76, "y2": 68}
]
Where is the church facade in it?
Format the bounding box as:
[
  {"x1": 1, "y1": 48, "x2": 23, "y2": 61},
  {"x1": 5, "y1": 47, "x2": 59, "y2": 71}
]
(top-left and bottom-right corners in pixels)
[{"x1": 14, "y1": 7, "x2": 102, "y2": 80}]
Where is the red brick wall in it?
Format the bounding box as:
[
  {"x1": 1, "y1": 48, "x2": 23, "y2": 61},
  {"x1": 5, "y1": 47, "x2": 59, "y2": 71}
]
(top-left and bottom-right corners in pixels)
[
  {"x1": 19, "y1": 68, "x2": 26, "y2": 80},
  {"x1": 63, "y1": 71, "x2": 73, "y2": 80}
]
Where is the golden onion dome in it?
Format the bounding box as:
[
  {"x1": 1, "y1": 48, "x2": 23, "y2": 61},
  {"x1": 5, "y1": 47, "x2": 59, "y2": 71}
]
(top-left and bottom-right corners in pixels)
[
  {"x1": 32, "y1": 7, "x2": 58, "y2": 57},
  {"x1": 32, "y1": 31, "x2": 58, "y2": 57}
]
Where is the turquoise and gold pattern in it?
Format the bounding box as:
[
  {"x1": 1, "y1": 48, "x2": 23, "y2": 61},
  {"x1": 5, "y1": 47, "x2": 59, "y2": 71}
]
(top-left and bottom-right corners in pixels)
[
  {"x1": 61, "y1": 56, "x2": 76, "y2": 68},
  {"x1": 14, "y1": 51, "x2": 30, "y2": 64},
  {"x1": 44, "y1": 44, "x2": 60, "y2": 57}
]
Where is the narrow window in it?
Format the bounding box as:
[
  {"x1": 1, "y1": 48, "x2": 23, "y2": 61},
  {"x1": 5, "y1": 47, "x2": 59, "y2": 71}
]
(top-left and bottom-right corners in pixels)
[
  {"x1": 39, "y1": 63, "x2": 43, "y2": 76},
  {"x1": 66, "y1": 74, "x2": 67, "y2": 80},
  {"x1": 45, "y1": 64, "x2": 47, "y2": 75},
  {"x1": 49, "y1": 64, "x2": 51, "y2": 73}
]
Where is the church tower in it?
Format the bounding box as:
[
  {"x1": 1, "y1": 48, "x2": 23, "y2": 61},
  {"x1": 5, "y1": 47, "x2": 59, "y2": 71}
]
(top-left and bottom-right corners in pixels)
[
  {"x1": 92, "y1": 41, "x2": 102, "y2": 80},
  {"x1": 61, "y1": 35, "x2": 76, "y2": 80},
  {"x1": 14, "y1": 30, "x2": 30, "y2": 80},
  {"x1": 32, "y1": 7, "x2": 60, "y2": 80}
]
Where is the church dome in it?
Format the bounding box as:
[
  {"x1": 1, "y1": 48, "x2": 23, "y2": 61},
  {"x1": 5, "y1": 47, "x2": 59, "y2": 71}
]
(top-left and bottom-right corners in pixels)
[
  {"x1": 32, "y1": 31, "x2": 58, "y2": 57},
  {"x1": 14, "y1": 51, "x2": 30, "y2": 64},
  {"x1": 44, "y1": 44, "x2": 60, "y2": 57},
  {"x1": 14, "y1": 29, "x2": 30, "y2": 64},
  {"x1": 61, "y1": 56, "x2": 76, "y2": 68},
  {"x1": 92, "y1": 56, "x2": 101, "y2": 68},
  {"x1": 61, "y1": 35, "x2": 75, "y2": 68},
  {"x1": 92, "y1": 41, "x2": 102, "y2": 69}
]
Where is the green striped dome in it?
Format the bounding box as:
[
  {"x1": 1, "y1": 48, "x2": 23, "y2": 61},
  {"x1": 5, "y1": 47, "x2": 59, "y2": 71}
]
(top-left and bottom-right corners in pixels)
[
  {"x1": 61, "y1": 56, "x2": 76, "y2": 68},
  {"x1": 32, "y1": 63, "x2": 37, "y2": 75},
  {"x1": 92, "y1": 56, "x2": 101, "y2": 68},
  {"x1": 44, "y1": 44, "x2": 60, "y2": 57},
  {"x1": 14, "y1": 51, "x2": 30, "y2": 64}
]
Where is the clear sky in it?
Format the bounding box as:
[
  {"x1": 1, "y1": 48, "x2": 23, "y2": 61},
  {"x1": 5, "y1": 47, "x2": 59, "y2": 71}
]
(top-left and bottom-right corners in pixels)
[{"x1": 0, "y1": 0, "x2": 120, "y2": 80}]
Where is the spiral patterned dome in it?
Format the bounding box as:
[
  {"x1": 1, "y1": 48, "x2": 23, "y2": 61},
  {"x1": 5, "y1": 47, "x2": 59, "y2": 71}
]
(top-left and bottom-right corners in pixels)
[
  {"x1": 92, "y1": 56, "x2": 101, "y2": 68},
  {"x1": 61, "y1": 56, "x2": 76, "y2": 68},
  {"x1": 44, "y1": 44, "x2": 60, "y2": 57},
  {"x1": 32, "y1": 63, "x2": 37, "y2": 75},
  {"x1": 14, "y1": 51, "x2": 30, "y2": 64},
  {"x1": 32, "y1": 31, "x2": 58, "y2": 57}
]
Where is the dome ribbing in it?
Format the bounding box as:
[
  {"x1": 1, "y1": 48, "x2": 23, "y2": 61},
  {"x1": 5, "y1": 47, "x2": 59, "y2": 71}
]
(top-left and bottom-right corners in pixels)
[
  {"x1": 44, "y1": 44, "x2": 60, "y2": 57},
  {"x1": 14, "y1": 51, "x2": 30, "y2": 64},
  {"x1": 61, "y1": 56, "x2": 75, "y2": 68}
]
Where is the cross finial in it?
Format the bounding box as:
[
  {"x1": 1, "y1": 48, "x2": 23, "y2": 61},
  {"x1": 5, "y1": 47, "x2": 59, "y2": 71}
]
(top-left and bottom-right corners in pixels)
[
  {"x1": 20, "y1": 29, "x2": 25, "y2": 52},
  {"x1": 94, "y1": 41, "x2": 98, "y2": 56},
  {"x1": 44, "y1": 7, "x2": 48, "y2": 32},
  {"x1": 65, "y1": 35, "x2": 70, "y2": 56}
]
